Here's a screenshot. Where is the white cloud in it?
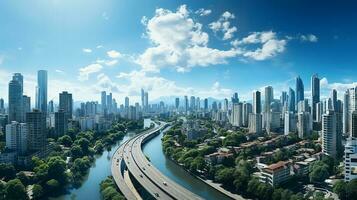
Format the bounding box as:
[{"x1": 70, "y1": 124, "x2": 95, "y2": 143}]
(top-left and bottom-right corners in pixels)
[
  {"x1": 320, "y1": 77, "x2": 357, "y2": 99},
  {"x1": 195, "y1": 8, "x2": 212, "y2": 16},
  {"x1": 102, "y1": 12, "x2": 109, "y2": 20},
  {"x1": 107, "y1": 50, "x2": 122, "y2": 58},
  {"x1": 137, "y1": 5, "x2": 239, "y2": 72},
  {"x1": 78, "y1": 63, "x2": 103, "y2": 81},
  {"x1": 82, "y1": 48, "x2": 92, "y2": 53},
  {"x1": 209, "y1": 11, "x2": 237, "y2": 40},
  {"x1": 105, "y1": 60, "x2": 118, "y2": 66},
  {"x1": 55, "y1": 69, "x2": 64, "y2": 73},
  {"x1": 96, "y1": 45, "x2": 103, "y2": 49},
  {"x1": 300, "y1": 34, "x2": 318, "y2": 42}
]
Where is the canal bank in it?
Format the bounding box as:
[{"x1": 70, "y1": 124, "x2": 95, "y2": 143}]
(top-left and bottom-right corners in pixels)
[
  {"x1": 52, "y1": 119, "x2": 154, "y2": 200},
  {"x1": 142, "y1": 127, "x2": 233, "y2": 200}
]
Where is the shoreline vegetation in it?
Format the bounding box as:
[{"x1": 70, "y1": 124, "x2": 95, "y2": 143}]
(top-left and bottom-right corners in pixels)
[{"x1": 0, "y1": 118, "x2": 144, "y2": 200}]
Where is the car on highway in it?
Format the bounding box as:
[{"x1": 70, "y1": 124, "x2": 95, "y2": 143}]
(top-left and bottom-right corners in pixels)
[{"x1": 163, "y1": 182, "x2": 167, "y2": 186}]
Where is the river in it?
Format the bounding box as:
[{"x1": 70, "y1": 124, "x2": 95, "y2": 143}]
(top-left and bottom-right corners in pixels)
[{"x1": 54, "y1": 119, "x2": 230, "y2": 200}]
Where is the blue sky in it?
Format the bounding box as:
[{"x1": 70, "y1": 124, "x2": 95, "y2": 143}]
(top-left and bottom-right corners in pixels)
[{"x1": 0, "y1": 0, "x2": 357, "y2": 104}]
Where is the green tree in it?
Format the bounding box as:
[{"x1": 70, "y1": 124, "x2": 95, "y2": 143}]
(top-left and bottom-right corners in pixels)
[
  {"x1": 47, "y1": 156, "x2": 67, "y2": 184},
  {"x1": 32, "y1": 184, "x2": 43, "y2": 199},
  {"x1": 346, "y1": 179, "x2": 357, "y2": 200},
  {"x1": 215, "y1": 168, "x2": 235, "y2": 186},
  {"x1": 46, "y1": 179, "x2": 60, "y2": 192},
  {"x1": 333, "y1": 180, "x2": 347, "y2": 200},
  {"x1": 58, "y1": 135, "x2": 73, "y2": 147},
  {"x1": 0, "y1": 163, "x2": 16, "y2": 180},
  {"x1": 5, "y1": 179, "x2": 28, "y2": 200},
  {"x1": 70, "y1": 145, "x2": 83, "y2": 159}
]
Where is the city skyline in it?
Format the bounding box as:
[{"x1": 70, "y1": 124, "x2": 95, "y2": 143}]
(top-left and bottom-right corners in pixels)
[{"x1": 1, "y1": 1, "x2": 357, "y2": 103}]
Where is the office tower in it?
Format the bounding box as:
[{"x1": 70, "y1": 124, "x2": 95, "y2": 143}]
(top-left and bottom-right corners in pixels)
[
  {"x1": 144, "y1": 92, "x2": 149, "y2": 109},
  {"x1": 125, "y1": 97, "x2": 129, "y2": 108},
  {"x1": 8, "y1": 75, "x2": 24, "y2": 122},
  {"x1": 26, "y1": 110, "x2": 46, "y2": 151},
  {"x1": 196, "y1": 97, "x2": 200, "y2": 111},
  {"x1": 48, "y1": 100, "x2": 54, "y2": 114},
  {"x1": 204, "y1": 98, "x2": 208, "y2": 111},
  {"x1": 184, "y1": 96, "x2": 189, "y2": 113},
  {"x1": 175, "y1": 98, "x2": 180, "y2": 109},
  {"x1": 311, "y1": 74, "x2": 320, "y2": 121},
  {"x1": 288, "y1": 88, "x2": 296, "y2": 112},
  {"x1": 190, "y1": 96, "x2": 196, "y2": 111},
  {"x1": 23, "y1": 95, "x2": 31, "y2": 114},
  {"x1": 101, "y1": 91, "x2": 107, "y2": 112},
  {"x1": 250, "y1": 91, "x2": 262, "y2": 134},
  {"x1": 55, "y1": 109, "x2": 68, "y2": 137},
  {"x1": 352, "y1": 111, "x2": 357, "y2": 138},
  {"x1": 284, "y1": 112, "x2": 297, "y2": 135},
  {"x1": 264, "y1": 86, "x2": 274, "y2": 113},
  {"x1": 322, "y1": 111, "x2": 337, "y2": 158},
  {"x1": 331, "y1": 89, "x2": 338, "y2": 111},
  {"x1": 266, "y1": 101, "x2": 281, "y2": 134},
  {"x1": 281, "y1": 91, "x2": 288, "y2": 107},
  {"x1": 107, "y1": 93, "x2": 113, "y2": 113},
  {"x1": 344, "y1": 90, "x2": 350, "y2": 134},
  {"x1": 141, "y1": 89, "x2": 145, "y2": 107},
  {"x1": 113, "y1": 99, "x2": 118, "y2": 113},
  {"x1": 297, "y1": 112, "x2": 312, "y2": 138},
  {"x1": 296, "y1": 76, "x2": 304, "y2": 105},
  {"x1": 297, "y1": 99, "x2": 309, "y2": 113},
  {"x1": 349, "y1": 87, "x2": 357, "y2": 136},
  {"x1": 243, "y1": 102, "x2": 252, "y2": 127},
  {"x1": 344, "y1": 139, "x2": 357, "y2": 182},
  {"x1": 6, "y1": 121, "x2": 28, "y2": 155},
  {"x1": 13, "y1": 73, "x2": 23, "y2": 92},
  {"x1": 316, "y1": 102, "x2": 323, "y2": 123},
  {"x1": 0, "y1": 98, "x2": 4, "y2": 114},
  {"x1": 59, "y1": 91, "x2": 73, "y2": 120},
  {"x1": 231, "y1": 92, "x2": 239, "y2": 104},
  {"x1": 212, "y1": 102, "x2": 218, "y2": 111},
  {"x1": 223, "y1": 98, "x2": 229, "y2": 111},
  {"x1": 36, "y1": 70, "x2": 48, "y2": 113},
  {"x1": 253, "y1": 91, "x2": 261, "y2": 114},
  {"x1": 232, "y1": 103, "x2": 243, "y2": 127}
]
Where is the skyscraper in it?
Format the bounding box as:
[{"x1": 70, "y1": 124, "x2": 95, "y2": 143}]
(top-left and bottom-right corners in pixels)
[
  {"x1": 190, "y1": 96, "x2": 196, "y2": 111},
  {"x1": 242, "y1": 102, "x2": 252, "y2": 127},
  {"x1": 107, "y1": 93, "x2": 113, "y2": 113},
  {"x1": 36, "y1": 70, "x2": 48, "y2": 113},
  {"x1": 288, "y1": 88, "x2": 296, "y2": 112},
  {"x1": 101, "y1": 91, "x2": 107, "y2": 112},
  {"x1": 48, "y1": 100, "x2": 54, "y2": 114},
  {"x1": 175, "y1": 98, "x2": 180, "y2": 109},
  {"x1": 280, "y1": 91, "x2": 288, "y2": 107},
  {"x1": 59, "y1": 91, "x2": 73, "y2": 120},
  {"x1": 144, "y1": 92, "x2": 149, "y2": 110},
  {"x1": 125, "y1": 97, "x2": 129, "y2": 108},
  {"x1": 264, "y1": 86, "x2": 274, "y2": 113},
  {"x1": 184, "y1": 96, "x2": 189, "y2": 113},
  {"x1": 27, "y1": 110, "x2": 46, "y2": 151},
  {"x1": 55, "y1": 109, "x2": 68, "y2": 137},
  {"x1": 322, "y1": 110, "x2": 337, "y2": 158},
  {"x1": 296, "y1": 76, "x2": 304, "y2": 105},
  {"x1": 8, "y1": 74, "x2": 24, "y2": 122},
  {"x1": 231, "y1": 92, "x2": 239, "y2": 104},
  {"x1": 204, "y1": 98, "x2": 208, "y2": 111},
  {"x1": 6, "y1": 121, "x2": 28, "y2": 155},
  {"x1": 12, "y1": 73, "x2": 23, "y2": 93},
  {"x1": 23, "y1": 95, "x2": 31, "y2": 114},
  {"x1": 0, "y1": 98, "x2": 4, "y2": 114},
  {"x1": 297, "y1": 112, "x2": 312, "y2": 139},
  {"x1": 141, "y1": 88, "x2": 145, "y2": 107},
  {"x1": 253, "y1": 91, "x2": 261, "y2": 114},
  {"x1": 344, "y1": 90, "x2": 350, "y2": 134},
  {"x1": 311, "y1": 74, "x2": 320, "y2": 121},
  {"x1": 331, "y1": 89, "x2": 338, "y2": 111}
]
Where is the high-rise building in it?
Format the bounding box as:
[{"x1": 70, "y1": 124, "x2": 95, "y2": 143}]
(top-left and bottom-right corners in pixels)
[
  {"x1": 184, "y1": 96, "x2": 189, "y2": 113},
  {"x1": 12, "y1": 73, "x2": 23, "y2": 93},
  {"x1": 125, "y1": 97, "x2": 129, "y2": 108},
  {"x1": 0, "y1": 98, "x2": 4, "y2": 114},
  {"x1": 190, "y1": 96, "x2": 196, "y2": 111},
  {"x1": 8, "y1": 74, "x2": 24, "y2": 123},
  {"x1": 232, "y1": 103, "x2": 243, "y2": 127},
  {"x1": 48, "y1": 100, "x2": 54, "y2": 114},
  {"x1": 311, "y1": 74, "x2": 320, "y2": 121},
  {"x1": 175, "y1": 98, "x2": 180, "y2": 109},
  {"x1": 141, "y1": 89, "x2": 145, "y2": 108},
  {"x1": 231, "y1": 92, "x2": 239, "y2": 104},
  {"x1": 288, "y1": 88, "x2": 296, "y2": 113},
  {"x1": 204, "y1": 98, "x2": 208, "y2": 111},
  {"x1": 23, "y1": 95, "x2": 31, "y2": 114},
  {"x1": 55, "y1": 109, "x2": 68, "y2": 137},
  {"x1": 59, "y1": 91, "x2": 73, "y2": 120},
  {"x1": 344, "y1": 139, "x2": 357, "y2": 182},
  {"x1": 36, "y1": 70, "x2": 48, "y2": 113},
  {"x1": 107, "y1": 93, "x2": 113, "y2": 113},
  {"x1": 344, "y1": 90, "x2": 350, "y2": 134},
  {"x1": 284, "y1": 112, "x2": 296, "y2": 135},
  {"x1": 322, "y1": 111, "x2": 337, "y2": 158},
  {"x1": 196, "y1": 97, "x2": 200, "y2": 111},
  {"x1": 253, "y1": 91, "x2": 261, "y2": 114},
  {"x1": 144, "y1": 92, "x2": 149, "y2": 110},
  {"x1": 296, "y1": 76, "x2": 304, "y2": 106},
  {"x1": 297, "y1": 112, "x2": 312, "y2": 139},
  {"x1": 331, "y1": 89, "x2": 338, "y2": 111},
  {"x1": 281, "y1": 91, "x2": 288, "y2": 107},
  {"x1": 26, "y1": 110, "x2": 46, "y2": 151},
  {"x1": 316, "y1": 102, "x2": 323, "y2": 123},
  {"x1": 101, "y1": 91, "x2": 107, "y2": 112},
  {"x1": 243, "y1": 102, "x2": 252, "y2": 127},
  {"x1": 264, "y1": 86, "x2": 274, "y2": 113},
  {"x1": 6, "y1": 121, "x2": 28, "y2": 155}
]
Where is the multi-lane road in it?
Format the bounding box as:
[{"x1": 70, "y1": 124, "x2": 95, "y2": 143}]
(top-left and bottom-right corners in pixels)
[{"x1": 111, "y1": 123, "x2": 203, "y2": 200}]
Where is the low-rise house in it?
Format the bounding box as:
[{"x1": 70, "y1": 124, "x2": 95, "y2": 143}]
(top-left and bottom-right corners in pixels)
[
  {"x1": 259, "y1": 161, "x2": 292, "y2": 186},
  {"x1": 294, "y1": 157, "x2": 317, "y2": 176}
]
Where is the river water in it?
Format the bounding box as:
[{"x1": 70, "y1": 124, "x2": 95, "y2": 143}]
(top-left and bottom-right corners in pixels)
[{"x1": 54, "y1": 119, "x2": 230, "y2": 200}]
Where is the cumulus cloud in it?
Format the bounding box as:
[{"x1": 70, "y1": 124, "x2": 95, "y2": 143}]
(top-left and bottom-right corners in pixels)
[
  {"x1": 82, "y1": 48, "x2": 92, "y2": 53},
  {"x1": 231, "y1": 31, "x2": 287, "y2": 60},
  {"x1": 105, "y1": 60, "x2": 118, "y2": 66},
  {"x1": 195, "y1": 8, "x2": 212, "y2": 16},
  {"x1": 209, "y1": 11, "x2": 237, "y2": 40},
  {"x1": 78, "y1": 63, "x2": 103, "y2": 81},
  {"x1": 137, "y1": 5, "x2": 240, "y2": 72},
  {"x1": 300, "y1": 34, "x2": 318, "y2": 42},
  {"x1": 107, "y1": 50, "x2": 122, "y2": 58}
]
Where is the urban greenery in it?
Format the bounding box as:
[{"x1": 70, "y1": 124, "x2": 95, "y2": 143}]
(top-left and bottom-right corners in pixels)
[{"x1": 100, "y1": 176, "x2": 125, "y2": 200}]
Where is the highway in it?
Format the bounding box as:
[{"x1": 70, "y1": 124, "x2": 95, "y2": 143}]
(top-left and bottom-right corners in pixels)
[{"x1": 111, "y1": 123, "x2": 203, "y2": 200}]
